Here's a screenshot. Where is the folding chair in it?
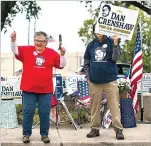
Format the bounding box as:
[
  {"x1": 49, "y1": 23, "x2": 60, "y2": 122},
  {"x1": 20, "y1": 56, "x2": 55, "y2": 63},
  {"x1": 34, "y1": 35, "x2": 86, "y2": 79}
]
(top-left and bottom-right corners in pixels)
[
  {"x1": 75, "y1": 80, "x2": 110, "y2": 128},
  {"x1": 75, "y1": 80, "x2": 91, "y2": 128},
  {"x1": 53, "y1": 74, "x2": 78, "y2": 130}
]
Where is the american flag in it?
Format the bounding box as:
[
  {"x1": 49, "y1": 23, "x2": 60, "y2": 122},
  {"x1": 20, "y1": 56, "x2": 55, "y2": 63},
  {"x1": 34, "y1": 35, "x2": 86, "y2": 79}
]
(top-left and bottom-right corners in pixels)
[
  {"x1": 15, "y1": 69, "x2": 22, "y2": 76},
  {"x1": 47, "y1": 35, "x2": 59, "y2": 53},
  {"x1": 76, "y1": 81, "x2": 90, "y2": 107},
  {"x1": 130, "y1": 24, "x2": 143, "y2": 111},
  {"x1": 48, "y1": 35, "x2": 56, "y2": 43}
]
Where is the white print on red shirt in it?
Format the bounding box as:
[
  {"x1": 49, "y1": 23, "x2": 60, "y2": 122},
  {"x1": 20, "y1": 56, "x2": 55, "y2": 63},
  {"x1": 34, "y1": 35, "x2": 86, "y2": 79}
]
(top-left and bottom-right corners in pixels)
[
  {"x1": 33, "y1": 51, "x2": 38, "y2": 56},
  {"x1": 36, "y1": 56, "x2": 45, "y2": 66}
]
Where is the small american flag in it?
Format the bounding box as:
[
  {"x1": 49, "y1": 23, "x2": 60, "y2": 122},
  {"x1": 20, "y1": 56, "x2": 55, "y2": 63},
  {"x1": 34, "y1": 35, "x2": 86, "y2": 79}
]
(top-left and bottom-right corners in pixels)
[
  {"x1": 48, "y1": 35, "x2": 56, "y2": 43},
  {"x1": 130, "y1": 24, "x2": 143, "y2": 111},
  {"x1": 76, "y1": 81, "x2": 90, "y2": 107},
  {"x1": 15, "y1": 69, "x2": 22, "y2": 76},
  {"x1": 47, "y1": 35, "x2": 59, "y2": 52}
]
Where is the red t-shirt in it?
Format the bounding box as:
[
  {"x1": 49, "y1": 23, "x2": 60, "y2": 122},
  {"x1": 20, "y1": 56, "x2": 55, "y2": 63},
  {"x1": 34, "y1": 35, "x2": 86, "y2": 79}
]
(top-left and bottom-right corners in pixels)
[{"x1": 15, "y1": 46, "x2": 62, "y2": 93}]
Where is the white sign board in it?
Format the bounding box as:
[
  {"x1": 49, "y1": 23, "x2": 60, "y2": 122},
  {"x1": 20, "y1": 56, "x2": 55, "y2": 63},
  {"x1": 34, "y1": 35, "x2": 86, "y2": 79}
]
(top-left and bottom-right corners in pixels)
[
  {"x1": 66, "y1": 75, "x2": 86, "y2": 94},
  {"x1": 137, "y1": 73, "x2": 151, "y2": 93},
  {"x1": 95, "y1": 3, "x2": 138, "y2": 40},
  {"x1": 0, "y1": 81, "x2": 22, "y2": 98}
]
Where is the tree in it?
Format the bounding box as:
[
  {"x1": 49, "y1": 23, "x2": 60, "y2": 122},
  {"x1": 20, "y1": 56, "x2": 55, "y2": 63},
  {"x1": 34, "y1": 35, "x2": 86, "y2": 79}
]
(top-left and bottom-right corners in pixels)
[
  {"x1": 78, "y1": 5, "x2": 98, "y2": 46},
  {"x1": 81, "y1": 1, "x2": 151, "y2": 15},
  {"x1": 1, "y1": 1, "x2": 41, "y2": 32},
  {"x1": 78, "y1": 2, "x2": 151, "y2": 72},
  {"x1": 120, "y1": 10, "x2": 151, "y2": 72},
  {"x1": 124, "y1": 1, "x2": 151, "y2": 15}
]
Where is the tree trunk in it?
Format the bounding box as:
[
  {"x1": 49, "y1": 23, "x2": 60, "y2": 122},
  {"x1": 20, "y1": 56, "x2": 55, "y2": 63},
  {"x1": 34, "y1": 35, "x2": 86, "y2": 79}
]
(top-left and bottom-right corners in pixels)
[
  {"x1": 1, "y1": 1, "x2": 17, "y2": 31},
  {"x1": 128, "y1": 1, "x2": 151, "y2": 15}
]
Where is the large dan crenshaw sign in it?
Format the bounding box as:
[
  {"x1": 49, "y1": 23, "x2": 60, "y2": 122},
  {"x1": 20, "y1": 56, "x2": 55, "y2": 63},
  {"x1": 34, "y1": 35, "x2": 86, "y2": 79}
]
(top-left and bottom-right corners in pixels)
[{"x1": 95, "y1": 3, "x2": 139, "y2": 40}]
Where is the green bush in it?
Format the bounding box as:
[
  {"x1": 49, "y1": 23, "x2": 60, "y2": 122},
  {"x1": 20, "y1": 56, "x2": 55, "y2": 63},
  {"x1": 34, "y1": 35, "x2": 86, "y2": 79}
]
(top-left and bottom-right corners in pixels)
[
  {"x1": 16, "y1": 104, "x2": 39, "y2": 125},
  {"x1": 16, "y1": 104, "x2": 23, "y2": 124},
  {"x1": 63, "y1": 109, "x2": 90, "y2": 124},
  {"x1": 16, "y1": 102, "x2": 90, "y2": 125}
]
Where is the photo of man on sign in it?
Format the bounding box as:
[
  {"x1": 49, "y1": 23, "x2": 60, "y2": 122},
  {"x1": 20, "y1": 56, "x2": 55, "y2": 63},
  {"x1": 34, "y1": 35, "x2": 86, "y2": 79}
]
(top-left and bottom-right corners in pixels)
[{"x1": 102, "y1": 4, "x2": 111, "y2": 17}]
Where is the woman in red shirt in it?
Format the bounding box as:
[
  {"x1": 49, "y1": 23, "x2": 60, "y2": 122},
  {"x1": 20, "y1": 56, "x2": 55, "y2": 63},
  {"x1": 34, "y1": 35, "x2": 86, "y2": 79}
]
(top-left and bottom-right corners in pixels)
[{"x1": 11, "y1": 31, "x2": 67, "y2": 143}]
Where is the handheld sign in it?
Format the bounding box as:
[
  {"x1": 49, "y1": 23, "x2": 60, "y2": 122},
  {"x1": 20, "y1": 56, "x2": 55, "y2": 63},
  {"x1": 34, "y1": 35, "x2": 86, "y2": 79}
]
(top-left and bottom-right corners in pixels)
[{"x1": 95, "y1": 3, "x2": 138, "y2": 40}]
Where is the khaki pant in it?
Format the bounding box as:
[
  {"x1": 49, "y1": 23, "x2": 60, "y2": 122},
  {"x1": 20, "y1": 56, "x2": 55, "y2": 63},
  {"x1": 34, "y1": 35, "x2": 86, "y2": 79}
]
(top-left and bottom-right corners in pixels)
[{"x1": 89, "y1": 81, "x2": 123, "y2": 130}]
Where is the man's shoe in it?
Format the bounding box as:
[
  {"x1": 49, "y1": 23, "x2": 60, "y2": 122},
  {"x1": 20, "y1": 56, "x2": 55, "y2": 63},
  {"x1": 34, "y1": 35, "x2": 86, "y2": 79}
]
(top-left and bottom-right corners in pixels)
[
  {"x1": 114, "y1": 128, "x2": 124, "y2": 140},
  {"x1": 87, "y1": 128, "x2": 100, "y2": 138},
  {"x1": 23, "y1": 135, "x2": 30, "y2": 143},
  {"x1": 41, "y1": 136, "x2": 50, "y2": 143}
]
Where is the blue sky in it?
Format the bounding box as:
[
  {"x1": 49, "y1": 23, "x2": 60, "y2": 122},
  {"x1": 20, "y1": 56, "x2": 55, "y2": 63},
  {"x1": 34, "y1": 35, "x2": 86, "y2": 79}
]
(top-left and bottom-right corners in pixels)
[{"x1": 1, "y1": 1, "x2": 100, "y2": 53}]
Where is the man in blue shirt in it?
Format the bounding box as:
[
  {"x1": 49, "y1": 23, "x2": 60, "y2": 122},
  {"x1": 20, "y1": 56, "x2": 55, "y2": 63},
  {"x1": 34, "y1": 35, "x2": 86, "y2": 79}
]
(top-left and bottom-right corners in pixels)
[{"x1": 84, "y1": 28, "x2": 124, "y2": 140}]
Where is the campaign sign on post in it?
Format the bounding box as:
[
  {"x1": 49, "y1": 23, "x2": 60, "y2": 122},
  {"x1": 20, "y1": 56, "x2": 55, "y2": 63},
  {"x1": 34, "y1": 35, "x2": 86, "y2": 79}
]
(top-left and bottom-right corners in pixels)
[
  {"x1": 54, "y1": 75, "x2": 63, "y2": 99},
  {"x1": 95, "y1": 3, "x2": 138, "y2": 40},
  {"x1": 66, "y1": 75, "x2": 86, "y2": 94},
  {"x1": 137, "y1": 73, "x2": 151, "y2": 94}
]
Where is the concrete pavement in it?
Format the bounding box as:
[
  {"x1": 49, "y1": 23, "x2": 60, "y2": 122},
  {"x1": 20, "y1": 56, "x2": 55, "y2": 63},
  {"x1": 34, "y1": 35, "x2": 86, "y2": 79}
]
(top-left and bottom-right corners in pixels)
[{"x1": 0, "y1": 124, "x2": 151, "y2": 146}]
